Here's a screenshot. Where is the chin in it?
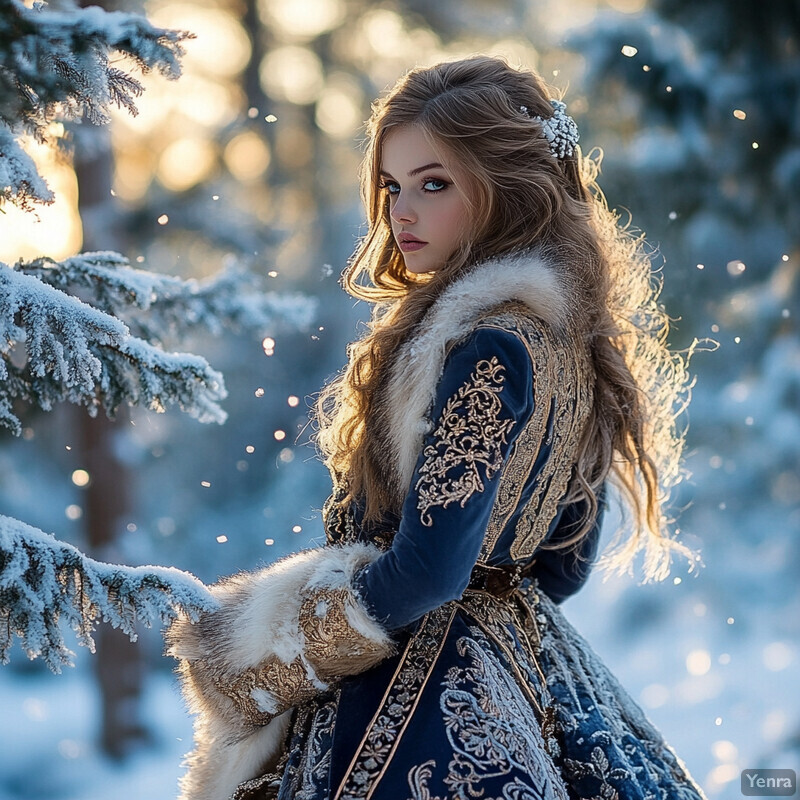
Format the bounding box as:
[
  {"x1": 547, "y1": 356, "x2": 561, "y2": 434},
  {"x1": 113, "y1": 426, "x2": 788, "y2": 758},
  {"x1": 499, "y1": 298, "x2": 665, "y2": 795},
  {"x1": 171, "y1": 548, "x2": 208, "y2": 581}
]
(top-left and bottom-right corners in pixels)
[{"x1": 404, "y1": 259, "x2": 437, "y2": 275}]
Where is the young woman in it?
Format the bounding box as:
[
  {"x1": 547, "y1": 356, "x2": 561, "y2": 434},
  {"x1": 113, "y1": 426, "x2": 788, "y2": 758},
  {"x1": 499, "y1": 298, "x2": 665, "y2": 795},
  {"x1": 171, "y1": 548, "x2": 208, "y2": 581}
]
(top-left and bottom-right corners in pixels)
[{"x1": 168, "y1": 56, "x2": 708, "y2": 800}]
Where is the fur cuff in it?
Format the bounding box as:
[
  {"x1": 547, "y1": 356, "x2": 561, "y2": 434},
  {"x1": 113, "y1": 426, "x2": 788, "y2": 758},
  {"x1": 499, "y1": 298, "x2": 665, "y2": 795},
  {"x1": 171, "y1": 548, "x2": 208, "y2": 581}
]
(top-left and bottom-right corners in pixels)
[{"x1": 166, "y1": 542, "x2": 392, "y2": 800}]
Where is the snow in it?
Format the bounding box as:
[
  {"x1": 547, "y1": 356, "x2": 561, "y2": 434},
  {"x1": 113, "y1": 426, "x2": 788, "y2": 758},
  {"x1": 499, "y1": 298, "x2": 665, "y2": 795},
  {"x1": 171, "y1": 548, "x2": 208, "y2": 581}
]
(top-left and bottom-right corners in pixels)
[
  {"x1": 0, "y1": 514, "x2": 216, "y2": 671},
  {"x1": 0, "y1": 260, "x2": 233, "y2": 432},
  {"x1": 0, "y1": 662, "x2": 192, "y2": 800}
]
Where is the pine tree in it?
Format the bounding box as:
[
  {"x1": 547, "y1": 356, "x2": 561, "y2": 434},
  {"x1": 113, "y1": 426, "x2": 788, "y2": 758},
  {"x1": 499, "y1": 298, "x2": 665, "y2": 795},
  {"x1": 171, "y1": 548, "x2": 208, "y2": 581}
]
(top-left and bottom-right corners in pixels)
[{"x1": 0, "y1": 0, "x2": 314, "y2": 671}]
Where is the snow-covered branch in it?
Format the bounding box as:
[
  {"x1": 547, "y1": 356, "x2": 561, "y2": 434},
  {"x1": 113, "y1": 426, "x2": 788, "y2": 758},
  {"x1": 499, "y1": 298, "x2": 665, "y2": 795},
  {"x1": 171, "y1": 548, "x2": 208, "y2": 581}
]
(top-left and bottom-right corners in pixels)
[
  {"x1": 0, "y1": 260, "x2": 228, "y2": 435},
  {"x1": 0, "y1": 515, "x2": 216, "y2": 672},
  {"x1": 0, "y1": 0, "x2": 191, "y2": 208},
  {"x1": 16, "y1": 252, "x2": 317, "y2": 341}
]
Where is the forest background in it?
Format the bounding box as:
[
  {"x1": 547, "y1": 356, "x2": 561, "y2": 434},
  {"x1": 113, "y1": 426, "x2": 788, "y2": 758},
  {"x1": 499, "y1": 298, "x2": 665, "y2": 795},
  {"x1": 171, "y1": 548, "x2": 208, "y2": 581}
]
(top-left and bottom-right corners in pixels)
[{"x1": 0, "y1": 0, "x2": 797, "y2": 798}]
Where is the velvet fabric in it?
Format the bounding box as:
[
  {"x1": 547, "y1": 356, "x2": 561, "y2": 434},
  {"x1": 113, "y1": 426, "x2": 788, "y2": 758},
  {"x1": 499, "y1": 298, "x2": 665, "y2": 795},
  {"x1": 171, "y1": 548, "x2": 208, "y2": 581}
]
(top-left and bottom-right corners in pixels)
[
  {"x1": 227, "y1": 319, "x2": 707, "y2": 800},
  {"x1": 352, "y1": 326, "x2": 603, "y2": 630}
]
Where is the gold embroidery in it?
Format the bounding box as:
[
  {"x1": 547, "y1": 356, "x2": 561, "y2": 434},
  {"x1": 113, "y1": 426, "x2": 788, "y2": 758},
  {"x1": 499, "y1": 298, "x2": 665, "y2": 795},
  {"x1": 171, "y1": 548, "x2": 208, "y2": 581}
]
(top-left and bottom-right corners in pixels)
[
  {"x1": 300, "y1": 587, "x2": 391, "y2": 680},
  {"x1": 511, "y1": 325, "x2": 593, "y2": 560},
  {"x1": 466, "y1": 309, "x2": 594, "y2": 562},
  {"x1": 322, "y1": 486, "x2": 358, "y2": 545},
  {"x1": 479, "y1": 315, "x2": 554, "y2": 559},
  {"x1": 334, "y1": 589, "x2": 560, "y2": 800},
  {"x1": 215, "y1": 655, "x2": 319, "y2": 726},
  {"x1": 406, "y1": 628, "x2": 570, "y2": 800},
  {"x1": 214, "y1": 587, "x2": 392, "y2": 727},
  {"x1": 415, "y1": 357, "x2": 516, "y2": 527},
  {"x1": 334, "y1": 605, "x2": 456, "y2": 800}
]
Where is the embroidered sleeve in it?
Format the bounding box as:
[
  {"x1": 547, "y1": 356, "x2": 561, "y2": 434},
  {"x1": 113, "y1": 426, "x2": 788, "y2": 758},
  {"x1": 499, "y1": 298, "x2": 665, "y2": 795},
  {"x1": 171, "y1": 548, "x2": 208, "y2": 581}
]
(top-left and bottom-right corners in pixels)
[
  {"x1": 354, "y1": 327, "x2": 535, "y2": 630},
  {"x1": 211, "y1": 585, "x2": 392, "y2": 726},
  {"x1": 166, "y1": 542, "x2": 395, "y2": 732},
  {"x1": 415, "y1": 356, "x2": 516, "y2": 526}
]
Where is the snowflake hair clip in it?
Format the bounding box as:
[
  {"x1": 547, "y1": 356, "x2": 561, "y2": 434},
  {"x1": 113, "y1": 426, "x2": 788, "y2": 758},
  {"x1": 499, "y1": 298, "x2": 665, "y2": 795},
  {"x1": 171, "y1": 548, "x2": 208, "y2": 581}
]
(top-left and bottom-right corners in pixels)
[{"x1": 520, "y1": 99, "x2": 580, "y2": 159}]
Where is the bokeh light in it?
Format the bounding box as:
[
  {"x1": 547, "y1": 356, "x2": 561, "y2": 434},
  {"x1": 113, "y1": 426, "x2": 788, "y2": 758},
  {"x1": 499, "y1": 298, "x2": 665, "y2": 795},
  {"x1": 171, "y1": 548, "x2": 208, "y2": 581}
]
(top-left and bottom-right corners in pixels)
[
  {"x1": 260, "y1": 46, "x2": 325, "y2": 105},
  {"x1": 224, "y1": 132, "x2": 271, "y2": 181},
  {"x1": 259, "y1": 0, "x2": 346, "y2": 40},
  {"x1": 158, "y1": 138, "x2": 217, "y2": 191}
]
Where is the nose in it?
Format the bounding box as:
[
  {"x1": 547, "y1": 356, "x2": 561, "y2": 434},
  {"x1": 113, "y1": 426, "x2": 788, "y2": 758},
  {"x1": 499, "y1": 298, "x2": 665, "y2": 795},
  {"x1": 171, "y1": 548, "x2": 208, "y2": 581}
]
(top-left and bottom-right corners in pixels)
[{"x1": 390, "y1": 192, "x2": 416, "y2": 224}]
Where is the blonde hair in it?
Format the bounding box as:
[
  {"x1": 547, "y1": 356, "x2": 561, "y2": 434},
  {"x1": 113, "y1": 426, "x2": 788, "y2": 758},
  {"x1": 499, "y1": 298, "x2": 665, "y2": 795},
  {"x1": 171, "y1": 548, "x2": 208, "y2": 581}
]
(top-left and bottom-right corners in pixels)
[{"x1": 315, "y1": 55, "x2": 697, "y2": 582}]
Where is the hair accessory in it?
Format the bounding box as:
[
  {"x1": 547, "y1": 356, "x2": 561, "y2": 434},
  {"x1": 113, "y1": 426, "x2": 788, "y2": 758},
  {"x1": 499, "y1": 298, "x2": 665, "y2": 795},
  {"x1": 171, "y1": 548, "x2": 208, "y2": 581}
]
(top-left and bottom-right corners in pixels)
[{"x1": 520, "y1": 99, "x2": 580, "y2": 159}]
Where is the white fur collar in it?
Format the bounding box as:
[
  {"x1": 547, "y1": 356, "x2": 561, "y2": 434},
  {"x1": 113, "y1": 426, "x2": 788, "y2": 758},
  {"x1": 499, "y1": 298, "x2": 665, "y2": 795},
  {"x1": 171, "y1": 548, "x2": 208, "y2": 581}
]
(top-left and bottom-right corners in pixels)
[{"x1": 384, "y1": 248, "x2": 567, "y2": 492}]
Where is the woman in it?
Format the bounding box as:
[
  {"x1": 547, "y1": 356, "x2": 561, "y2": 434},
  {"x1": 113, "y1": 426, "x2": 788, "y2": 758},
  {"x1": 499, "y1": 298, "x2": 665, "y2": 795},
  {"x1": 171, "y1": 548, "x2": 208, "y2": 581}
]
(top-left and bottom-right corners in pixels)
[{"x1": 168, "y1": 56, "x2": 707, "y2": 800}]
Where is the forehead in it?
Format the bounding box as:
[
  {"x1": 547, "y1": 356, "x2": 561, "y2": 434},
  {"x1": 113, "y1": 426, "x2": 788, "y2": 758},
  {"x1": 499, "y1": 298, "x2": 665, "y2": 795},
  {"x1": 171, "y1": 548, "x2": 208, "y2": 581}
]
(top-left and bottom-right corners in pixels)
[{"x1": 379, "y1": 125, "x2": 448, "y2": 174}]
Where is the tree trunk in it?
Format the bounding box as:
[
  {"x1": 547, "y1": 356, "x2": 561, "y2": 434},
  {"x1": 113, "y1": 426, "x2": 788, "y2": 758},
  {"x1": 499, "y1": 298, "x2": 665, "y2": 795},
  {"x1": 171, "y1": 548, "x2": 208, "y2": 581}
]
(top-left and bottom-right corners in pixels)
[
  {"x1": 72, "y1": 81, "x2": 147, "y2": 760},
  {"x1": 77, "y1": 410, "x2": 147, "y2": 758}
]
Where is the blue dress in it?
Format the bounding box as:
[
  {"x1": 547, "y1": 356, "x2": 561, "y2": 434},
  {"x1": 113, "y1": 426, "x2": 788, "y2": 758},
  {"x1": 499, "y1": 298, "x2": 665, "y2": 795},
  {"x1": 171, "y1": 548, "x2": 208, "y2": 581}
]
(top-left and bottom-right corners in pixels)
[{"x1": 223, "y1": 309, "x2": 708, "y2": 800}]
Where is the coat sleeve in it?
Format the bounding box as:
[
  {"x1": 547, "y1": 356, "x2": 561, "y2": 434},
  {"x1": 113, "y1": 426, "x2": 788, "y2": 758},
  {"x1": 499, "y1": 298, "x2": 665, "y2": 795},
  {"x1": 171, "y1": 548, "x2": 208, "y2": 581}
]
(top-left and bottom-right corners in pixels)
[
  {"x1": 165, "y1": 542, "x2": 398, "y2": 800},
  {"x1": 526, "y1": 485, "x2": 607, "y2": 604},
  {"x1": 163, "y1": 326, "x2": 539, "y2": 799},
  {"x1": 353, "y1": 326, "x2": 536, "y2": 630}
]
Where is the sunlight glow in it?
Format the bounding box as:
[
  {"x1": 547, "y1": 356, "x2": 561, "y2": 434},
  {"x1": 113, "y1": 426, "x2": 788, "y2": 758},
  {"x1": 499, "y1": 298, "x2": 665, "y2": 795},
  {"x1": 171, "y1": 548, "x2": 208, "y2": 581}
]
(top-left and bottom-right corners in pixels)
[
  {"x1": 159, "y1": 138, "x2": 217, "y2": 191},
  {"x1": 261, "y1": 0, "x2": 345, "y2": 40},
  {"x1": 639, "y1": 683, "x2": 669, "y2": 709},
  {"x1": 483, "y1": 39, "x2": 540, "y2": 71},
  {"x1": 224, "y1": 132, "x2": 271, "y2": 181},
  {"x1": 175, "y1": 76, "x2": 240, "y2": 128},
  {"x1": 761, "y1": 709, "x2": 788, "y2": 742},
  {"x1": 607, "y1": 0, "x2": 647, "y2": 12},
  {"x1": 362, "y1": 9, "x2": 407, "y2": 57},
  {"x1": 762, "y1": 641, "x2": 794, "y2": 672},
  {"x1": 686, "y1": 649, "x2": 712, "y2": 676},
  {"x1": 707, "y1": 764, "x2": 739, "y2": 788},
  {"x1": 149, "y1": 5, "x2": 251, "y2": 77},
  {"x1": 71, "y1": 470, "x2": 90, "y2": 487},
  {"x1": 113, "y1": 156, "x2": 155, "y2": 202},
  {"x1": 711, "y1": 740, "x2": 738, "y2": 763},
  {"x1": 316, "y1": 74, "x2": 364, "y2": 138},
  {"x1": 0, "y1": 140, "x2": 82, "y2": 262},
  {"x1": 260, "y1": 46, "x2": 325, "y2": 105}
]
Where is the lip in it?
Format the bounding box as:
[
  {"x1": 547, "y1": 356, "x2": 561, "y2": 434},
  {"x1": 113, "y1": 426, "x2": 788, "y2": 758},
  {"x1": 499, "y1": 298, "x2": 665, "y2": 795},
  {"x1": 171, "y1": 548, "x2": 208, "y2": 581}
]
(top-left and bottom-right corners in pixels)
[
  {"x1": 399, "y1": 240, "x2": 427, "y2": 252},
  {"x1": 398, "y1": 232, "x2": 427, "y2": 252}
]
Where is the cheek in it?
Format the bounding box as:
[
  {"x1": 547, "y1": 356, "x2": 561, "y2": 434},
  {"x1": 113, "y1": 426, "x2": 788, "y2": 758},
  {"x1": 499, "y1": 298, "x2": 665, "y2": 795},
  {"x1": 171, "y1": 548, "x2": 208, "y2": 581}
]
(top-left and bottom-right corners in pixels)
[{"x1": 440, "y1": 199, "x2": 470, "y2": 243}]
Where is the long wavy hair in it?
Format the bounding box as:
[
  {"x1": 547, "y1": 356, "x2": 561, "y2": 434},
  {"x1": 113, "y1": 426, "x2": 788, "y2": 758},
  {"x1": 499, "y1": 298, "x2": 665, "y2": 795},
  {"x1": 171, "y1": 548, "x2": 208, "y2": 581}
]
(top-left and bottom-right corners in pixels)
[{"x1": 315, "y1": 55, "x2": 697, "y2": 582}]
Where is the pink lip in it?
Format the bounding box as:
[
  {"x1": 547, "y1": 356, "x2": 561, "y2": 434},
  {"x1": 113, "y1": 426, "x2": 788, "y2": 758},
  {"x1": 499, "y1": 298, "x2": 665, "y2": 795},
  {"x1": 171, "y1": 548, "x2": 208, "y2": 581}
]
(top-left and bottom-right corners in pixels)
[{"x1": 399, "y1": 240, "x2": 427, "y2": 252}]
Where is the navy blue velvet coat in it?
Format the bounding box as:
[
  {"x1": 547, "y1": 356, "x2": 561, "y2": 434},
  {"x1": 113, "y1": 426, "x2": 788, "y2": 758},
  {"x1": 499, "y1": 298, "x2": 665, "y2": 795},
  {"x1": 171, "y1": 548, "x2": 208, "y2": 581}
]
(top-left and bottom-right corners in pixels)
[{"x1": 222, "y1": 270, "x2": 707, "y2": 800}]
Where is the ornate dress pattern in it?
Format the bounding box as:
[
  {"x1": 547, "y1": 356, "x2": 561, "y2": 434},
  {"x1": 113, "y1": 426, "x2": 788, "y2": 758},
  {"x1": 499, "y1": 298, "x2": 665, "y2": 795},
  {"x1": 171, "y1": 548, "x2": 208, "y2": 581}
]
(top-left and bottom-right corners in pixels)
[{"x1": 168, "y1": 252, "x2": 708, "y2": 800}]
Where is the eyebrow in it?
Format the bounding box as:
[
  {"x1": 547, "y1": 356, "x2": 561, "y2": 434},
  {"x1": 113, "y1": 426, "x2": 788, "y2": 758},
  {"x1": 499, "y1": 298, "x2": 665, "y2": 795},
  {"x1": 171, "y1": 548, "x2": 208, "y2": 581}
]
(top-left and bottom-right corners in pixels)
[{"x1": 379, "y1": 162, "x2": 445, "y2": 179}]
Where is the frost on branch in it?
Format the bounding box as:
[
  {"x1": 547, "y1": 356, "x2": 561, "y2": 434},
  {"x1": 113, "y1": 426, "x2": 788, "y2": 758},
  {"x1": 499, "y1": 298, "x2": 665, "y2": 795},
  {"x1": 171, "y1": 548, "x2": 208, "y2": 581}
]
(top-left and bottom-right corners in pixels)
[
  {"x1": 16, "y1": 252, "x2": 317, "y2": 342},
  {"x1": 0, "y1": 260, "x2": 228, "y2": 436},
  {"x1": 0, "y1": 515, "x2": 217, "y2": 672},
  {"x1": 0, "y1": 0, "x2": 191, "y2": 209}
]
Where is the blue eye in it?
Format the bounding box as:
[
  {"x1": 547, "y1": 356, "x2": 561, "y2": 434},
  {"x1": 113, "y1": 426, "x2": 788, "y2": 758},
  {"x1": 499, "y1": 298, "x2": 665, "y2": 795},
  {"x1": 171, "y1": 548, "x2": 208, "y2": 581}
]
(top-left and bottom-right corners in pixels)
[{"x1": 378, "y1": 178, "x2": 449, "y2": 195}]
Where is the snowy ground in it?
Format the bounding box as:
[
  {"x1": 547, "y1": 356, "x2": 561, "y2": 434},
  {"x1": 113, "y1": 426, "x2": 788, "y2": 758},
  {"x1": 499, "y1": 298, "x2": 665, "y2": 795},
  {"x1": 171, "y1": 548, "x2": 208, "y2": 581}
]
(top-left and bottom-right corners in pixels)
[{"x1": 0, "y1": 658, "x2": 191, "y2": 800}]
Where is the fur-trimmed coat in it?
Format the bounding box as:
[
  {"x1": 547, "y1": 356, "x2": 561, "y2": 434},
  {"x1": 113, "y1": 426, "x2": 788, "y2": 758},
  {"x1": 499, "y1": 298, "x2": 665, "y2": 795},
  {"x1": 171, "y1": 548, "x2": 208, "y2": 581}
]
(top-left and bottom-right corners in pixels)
[{"x1": 167, "y1": 249, "x2": 708, "y2": 800}]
